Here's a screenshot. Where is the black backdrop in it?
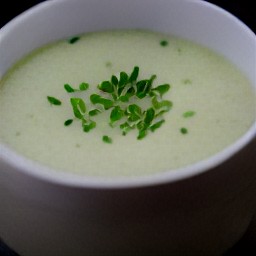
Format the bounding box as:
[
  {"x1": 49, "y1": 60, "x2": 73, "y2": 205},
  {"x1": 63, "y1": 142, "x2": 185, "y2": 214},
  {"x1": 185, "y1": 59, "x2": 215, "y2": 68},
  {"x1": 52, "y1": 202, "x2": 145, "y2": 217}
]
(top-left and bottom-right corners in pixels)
[
  {"x1": 0, "y1": 1, "x2": 255, "y2": 256},
  {"x1": 0, "y1": 0, "x2": 255, "y2": 33}
]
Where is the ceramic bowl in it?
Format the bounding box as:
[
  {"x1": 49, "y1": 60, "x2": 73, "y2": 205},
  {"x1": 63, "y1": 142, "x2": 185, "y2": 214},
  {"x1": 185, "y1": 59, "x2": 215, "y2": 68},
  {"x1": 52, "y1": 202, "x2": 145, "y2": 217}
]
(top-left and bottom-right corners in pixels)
[{"x1": 0, "y1": 0, "x2": 255, "y2": 255}]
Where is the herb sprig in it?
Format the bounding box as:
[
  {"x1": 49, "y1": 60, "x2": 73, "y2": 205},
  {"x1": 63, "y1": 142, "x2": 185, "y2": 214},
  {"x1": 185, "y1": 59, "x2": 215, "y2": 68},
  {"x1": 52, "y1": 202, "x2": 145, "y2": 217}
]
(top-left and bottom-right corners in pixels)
[
  {"x1": 48, "y1": 66, "x2": 173, "y2": 143},
  {"x1": 92, "y1": 66, "x2": 172, "y2": 139}
]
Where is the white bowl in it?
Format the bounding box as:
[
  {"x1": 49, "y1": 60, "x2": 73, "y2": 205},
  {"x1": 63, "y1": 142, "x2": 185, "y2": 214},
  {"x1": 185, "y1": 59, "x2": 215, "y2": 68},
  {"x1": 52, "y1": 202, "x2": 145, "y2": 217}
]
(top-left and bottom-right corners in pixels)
[{"x1": 0, "y1": 0, "x2": 255, "y2": 255}]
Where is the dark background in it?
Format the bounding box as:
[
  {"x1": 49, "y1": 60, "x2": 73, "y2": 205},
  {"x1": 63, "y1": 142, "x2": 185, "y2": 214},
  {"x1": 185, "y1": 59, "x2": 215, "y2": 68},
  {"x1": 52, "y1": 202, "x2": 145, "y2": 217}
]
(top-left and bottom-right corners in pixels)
[
  {"x1": 0, "y1": 1, "x2": 255, "y2": 255},
  {"x1": 0, "y1": 0, "x2": 255, "y2": 33}
]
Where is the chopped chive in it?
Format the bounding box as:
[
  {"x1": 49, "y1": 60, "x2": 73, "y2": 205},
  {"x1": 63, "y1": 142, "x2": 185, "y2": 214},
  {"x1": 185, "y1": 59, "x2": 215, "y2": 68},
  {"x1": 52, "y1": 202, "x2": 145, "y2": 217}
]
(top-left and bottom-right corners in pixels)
[
  {"x1": 64, "y1": 119, "x2": 73, "y2": 126},
  {"x1": 47, "y1": 96, "x2": 62, "y2": 105},
  {"x1": 69, "y1": 36, "x2": 80, "y2": 44},
  {"x1": 180, "y1": 127, "x2": 188, "y2": 134},
  {"x1": 160, "y1": 40, "x2": 168, "y2": 47},
  {"x1": 103, "y1": 135, "x2": 112, "y2": 144}
]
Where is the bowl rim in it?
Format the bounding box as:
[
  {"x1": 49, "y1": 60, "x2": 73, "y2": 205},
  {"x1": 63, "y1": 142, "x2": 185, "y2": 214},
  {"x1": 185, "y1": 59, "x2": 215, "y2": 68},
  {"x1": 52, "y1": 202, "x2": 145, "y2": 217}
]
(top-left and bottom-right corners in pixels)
[{"x1": 0, "y1": 0, "x2": 255, "y2": 189}]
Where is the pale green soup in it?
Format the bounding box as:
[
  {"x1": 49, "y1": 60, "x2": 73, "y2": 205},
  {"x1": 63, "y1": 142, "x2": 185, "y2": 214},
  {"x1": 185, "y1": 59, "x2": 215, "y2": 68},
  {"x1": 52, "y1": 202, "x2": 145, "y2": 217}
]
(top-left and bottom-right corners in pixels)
[{"x1": 0, "y1": 30, "x2": 255, "y2": 177}]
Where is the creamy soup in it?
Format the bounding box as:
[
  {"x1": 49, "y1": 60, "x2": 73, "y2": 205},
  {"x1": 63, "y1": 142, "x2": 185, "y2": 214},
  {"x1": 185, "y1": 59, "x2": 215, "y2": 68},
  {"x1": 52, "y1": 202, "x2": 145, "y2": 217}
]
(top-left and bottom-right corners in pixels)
[{"x1": 0, "y1": 30, "x2": 255, "y2": 177}]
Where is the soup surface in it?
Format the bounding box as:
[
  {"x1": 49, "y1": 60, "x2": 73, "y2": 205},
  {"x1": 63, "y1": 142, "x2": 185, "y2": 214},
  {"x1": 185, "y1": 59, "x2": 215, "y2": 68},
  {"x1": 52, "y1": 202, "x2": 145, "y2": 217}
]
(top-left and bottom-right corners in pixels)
[{"x1": 0, "y1": 30, "x2": 255, "y2": 177}]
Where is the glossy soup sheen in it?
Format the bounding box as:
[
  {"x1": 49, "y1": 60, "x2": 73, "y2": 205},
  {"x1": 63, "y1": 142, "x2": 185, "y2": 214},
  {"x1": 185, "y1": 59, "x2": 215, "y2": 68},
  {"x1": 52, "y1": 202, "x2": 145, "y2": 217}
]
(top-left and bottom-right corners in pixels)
[{"x1": 0, "y1": 30, "x2": 255, "y2": 177}]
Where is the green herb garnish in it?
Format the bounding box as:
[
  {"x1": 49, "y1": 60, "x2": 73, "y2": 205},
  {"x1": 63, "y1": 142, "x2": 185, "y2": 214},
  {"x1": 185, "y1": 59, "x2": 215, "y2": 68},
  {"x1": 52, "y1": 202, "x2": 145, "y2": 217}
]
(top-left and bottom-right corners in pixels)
[
  {"x1": 70, "y1": 98, "x2": 86, "y2": 119},
  {"x1": 150, "y1": 119, "x2": 165, "y2": 132},
  {"x1": 79, "y1": 83, "x2": 89, "y2": 91},
  {"x1": 68, "y1": 97, "x2": 97, "y2": 133},
  {"x1": 69, "y1": 36, "x2": 80, "y2": 44},
  {"x1": 151, "y1": 84, "x2": 170, "y2": 98},
  {"x1": 110, "y1": 106, "x2": 124, "y2": 125},
  {"x1": 180, "y1": 127, "x2": 188, "y2": 134},
  {"x1": 90, "y1": 94, "x2": 114, "y2": 110},
  {"x1": 47, "y1": 96, "x2": 62, "y2": 105},
  {"x1": 183, "y1": 111, "x2": 196, "y2": 118},
  {"x1": 160, "y1": 40, "x2": 168, "y2": 47},
  {"x1": 83, "y1": 120, "x2": 96, "y2": 133},
  {"x1": 64, "y1": 84, "x2": 75, "y2": 93},
  {"x1": 64, "y1": 119, "x2": 73, "y2": 126},
  {"x1": 89, "y1": 109, "x2": 101, "y2": 116},
  {"x1": 103, "y1": 135, "x2": 112, "y2": 144},
  {"x1": 48, "y1": 66, "x2": 173, "y2": 143},
  {"x1": 64, "y1": 83, "x2": 89, "y2": 93}
]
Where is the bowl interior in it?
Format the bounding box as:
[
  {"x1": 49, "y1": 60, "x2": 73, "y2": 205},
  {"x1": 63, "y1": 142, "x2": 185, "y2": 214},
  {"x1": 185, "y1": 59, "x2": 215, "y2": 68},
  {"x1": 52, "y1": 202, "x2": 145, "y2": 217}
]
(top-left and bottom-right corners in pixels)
[
  {"x1": 0, "y1": 0, "x2": 255, "y2": 188},
  {"x1": 0, "y1": 0, "x2": 255, "y2": 81}
]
